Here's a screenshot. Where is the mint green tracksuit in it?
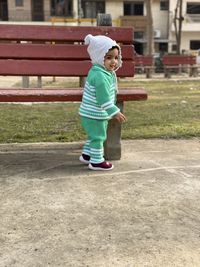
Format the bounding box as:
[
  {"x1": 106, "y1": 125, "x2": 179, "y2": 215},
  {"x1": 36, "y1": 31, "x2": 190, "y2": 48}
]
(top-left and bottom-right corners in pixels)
[{"x1": 79, "y1": 64, "x2": 119, "y2": 163}]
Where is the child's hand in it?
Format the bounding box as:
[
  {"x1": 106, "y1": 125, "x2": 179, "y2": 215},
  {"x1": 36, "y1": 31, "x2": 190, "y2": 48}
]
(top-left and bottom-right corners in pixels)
[{"x1": 113, "y1": 112, "x2": 126, "y2": 123}]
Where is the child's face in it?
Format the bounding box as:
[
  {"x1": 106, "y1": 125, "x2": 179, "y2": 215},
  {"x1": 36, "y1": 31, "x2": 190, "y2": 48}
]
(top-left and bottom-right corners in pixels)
[{"x1": 104, "y1": 48, "x2": 119, "y2": 71}]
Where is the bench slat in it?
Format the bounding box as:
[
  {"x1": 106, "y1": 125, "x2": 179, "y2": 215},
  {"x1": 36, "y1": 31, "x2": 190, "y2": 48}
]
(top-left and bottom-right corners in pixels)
[
  {"x1": 0, "y1": 60, "x2": 135, "y2": 77},
  {"x1": 162, "y1": 55, "x2": 196, "y2": 65},
  {"x1": 0, "y1": 44, "x2": 134, "y2": 60},
  {"x1": 135, "y1": 55, "x2": 153, "y2": 66},
  {"x1": 0, "y1": 88, "x2": 147, "y2": 103},
  {"x1": 0, "y1": 25, "x2": 133, "y2": 43}
]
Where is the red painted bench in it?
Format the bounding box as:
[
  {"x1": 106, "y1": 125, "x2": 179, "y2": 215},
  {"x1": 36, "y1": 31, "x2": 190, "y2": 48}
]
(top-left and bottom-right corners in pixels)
[
  {"x1": 135, "y1": 55, "x2": 154, "y2": 78},
  {"x1": 0, "y1": 24, "x2": 148, "y2": 160},
  {"x1": 162, "y1": 55, "x2": 198, "y2": 78}
]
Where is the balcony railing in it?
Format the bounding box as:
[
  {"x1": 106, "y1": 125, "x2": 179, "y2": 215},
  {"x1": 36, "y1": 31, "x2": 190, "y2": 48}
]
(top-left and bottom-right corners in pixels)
[
  {"x1": 185, "y1": 14, "x2": 200, "y2": 23},
  {"x1": 120, "y1": 16, "x2": 148, "y2": 30}
]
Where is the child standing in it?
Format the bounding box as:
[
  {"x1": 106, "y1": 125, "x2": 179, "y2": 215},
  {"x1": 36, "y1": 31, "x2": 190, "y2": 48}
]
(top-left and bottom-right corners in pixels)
[{"x1": 79, "y1": 34, "x2": 126, "y2": 171}]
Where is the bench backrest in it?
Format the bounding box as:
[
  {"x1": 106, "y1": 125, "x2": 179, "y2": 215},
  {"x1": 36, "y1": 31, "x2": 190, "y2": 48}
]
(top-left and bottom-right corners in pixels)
[
  {"x1": 162, "y1": 55, "x2": 196, "y2": 65},
  {"x1": 0, "y1": 24, "x2": 135, "y2": 77},
  {"x1": 135, "y1": 55, "x2": 153, "y2": 66}
]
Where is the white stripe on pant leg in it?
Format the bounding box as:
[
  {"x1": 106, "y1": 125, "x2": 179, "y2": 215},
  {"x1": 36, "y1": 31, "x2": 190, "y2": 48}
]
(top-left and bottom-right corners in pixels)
[
  {"x1": 82, "y1": 148, "x2": 90, "y2": 156},
  {"x1": 82, "y1": 140, "x2": 91, "y2": 156},
  {"x1": 90, "y1": 147, "x2": 104, "y2": 163},
  {"x1": 90, "y1": 148, "x2": 104, "y2": 153}
]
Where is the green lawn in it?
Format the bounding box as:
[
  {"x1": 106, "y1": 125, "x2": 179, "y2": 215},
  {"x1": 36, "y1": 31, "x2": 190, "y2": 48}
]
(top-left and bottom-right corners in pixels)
[
  {"x1": 121, "y1": 79, "x2": 200, "y2": 139},
  {"x1": 0, "y1": 79, "x2": 199, "y2": 143}
]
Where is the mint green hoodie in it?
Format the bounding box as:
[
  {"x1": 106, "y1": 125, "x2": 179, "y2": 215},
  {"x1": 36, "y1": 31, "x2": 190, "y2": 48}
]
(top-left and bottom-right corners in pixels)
[{"x1": 79, "y1": 64, "x2": 120, "y2": 120}]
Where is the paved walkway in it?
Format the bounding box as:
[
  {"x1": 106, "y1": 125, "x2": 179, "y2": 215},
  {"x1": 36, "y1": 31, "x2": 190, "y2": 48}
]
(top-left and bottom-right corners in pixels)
[
  {"x1": 0, "y1": 139, "x2": 200, "y2": 267},
  {"x1": 0, "y1": 74, "x2": 200, "y2": 88}
]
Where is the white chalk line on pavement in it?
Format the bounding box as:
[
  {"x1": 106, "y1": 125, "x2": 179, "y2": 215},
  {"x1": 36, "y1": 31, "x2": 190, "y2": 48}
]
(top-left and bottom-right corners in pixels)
[
  {"x1": 83, "y1": 164, "x2": 200, "y2": 179},
  {"x1": 7, "y1": 164, "x2": 200, "y2": 181}
]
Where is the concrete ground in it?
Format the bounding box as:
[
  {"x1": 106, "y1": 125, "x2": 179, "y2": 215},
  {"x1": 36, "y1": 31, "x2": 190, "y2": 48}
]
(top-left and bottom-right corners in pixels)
[
  {"x1": 0, "y1": 74, "x2": 200, "y2": 89},
  {"x1": 0, "y1": 139, "x2": 200, "y2": 267}
]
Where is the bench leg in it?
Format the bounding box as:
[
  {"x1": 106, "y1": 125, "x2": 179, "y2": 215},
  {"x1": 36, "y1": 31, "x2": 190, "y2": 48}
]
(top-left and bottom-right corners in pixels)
[
  {"x1": 37, "y1": 76, "x2": 42, "y2": 88},
  {"x1": 22, "y1": 76, "x2": 30, "y2": 88},
  {"x1": 104, "y1": 102, "x2": 123, "y2": 160},
  {"x1": 189, "y1": 66, "x2": 198, "y2": 77},
  {"x1": 79, "y1": 77, "x2": 86, "y2": 87},
  {"x1": 164, "y1": 68, "x2": 171, "y2": 78},
  {"x1": 146, "y1": 68, "x2": 152, "y2": 78}
]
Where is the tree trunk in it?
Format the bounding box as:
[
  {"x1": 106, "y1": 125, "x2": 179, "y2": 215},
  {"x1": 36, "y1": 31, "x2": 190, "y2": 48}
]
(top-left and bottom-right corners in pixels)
[
  {"x1": 145, "y1": 0, "x2": 154, "y2": 78},
  {"x1": 146, "y1": 0, "x2": 154, "y2": 55},
  {"x1": 173, "y1": 0, "x2": 183, "y2": 54}
]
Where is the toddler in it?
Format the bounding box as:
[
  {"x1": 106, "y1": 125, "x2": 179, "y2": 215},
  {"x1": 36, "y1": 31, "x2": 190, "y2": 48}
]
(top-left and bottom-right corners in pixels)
[{"x1": 79, "y1": 34, "x2": 126, "y2": 171}]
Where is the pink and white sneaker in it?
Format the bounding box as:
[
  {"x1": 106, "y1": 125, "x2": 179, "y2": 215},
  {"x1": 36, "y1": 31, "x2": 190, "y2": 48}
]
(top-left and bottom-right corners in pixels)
[
  {"x1": 79, "y1": 154, "x2": 90, "y2": 164},
  {"x1": 88, "y1": 161, "x2": 114, "y2": 171}
]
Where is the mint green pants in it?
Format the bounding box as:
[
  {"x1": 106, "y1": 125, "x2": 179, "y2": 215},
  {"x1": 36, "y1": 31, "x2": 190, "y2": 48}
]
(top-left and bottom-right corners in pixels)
[{"x1": 81, "y1": 117, "x2": 108, "y2": 164}]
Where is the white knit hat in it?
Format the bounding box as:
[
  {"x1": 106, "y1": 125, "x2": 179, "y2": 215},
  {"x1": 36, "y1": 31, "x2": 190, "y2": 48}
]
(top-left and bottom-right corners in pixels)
[{"x1": 84, "y1": 34, "x2": 122, "y2": 70}]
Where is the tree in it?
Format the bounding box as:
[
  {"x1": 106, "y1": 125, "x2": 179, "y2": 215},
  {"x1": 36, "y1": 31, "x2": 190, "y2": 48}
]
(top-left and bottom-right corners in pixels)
[
  {"x1": 145, "y1": 0, "x2": 154, "y2": 78},
  {"x1": 173, "y1": 0, "x2": 184, "y2": 54},
  {"x1": 146, "y1": 0, "x2": 154, "y2": 55}
]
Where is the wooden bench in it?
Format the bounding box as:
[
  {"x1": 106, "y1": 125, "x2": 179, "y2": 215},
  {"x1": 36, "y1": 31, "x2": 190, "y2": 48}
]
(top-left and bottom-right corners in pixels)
[
  {"x1": 0, "y1": 24, "x2": 147, "y2": 160},
  {"x1": 162, "y1": 55, "x2": 198, "y2": 78},
  {"x1": 135, "y1": 55, "x2": 154, "y2": 78}
]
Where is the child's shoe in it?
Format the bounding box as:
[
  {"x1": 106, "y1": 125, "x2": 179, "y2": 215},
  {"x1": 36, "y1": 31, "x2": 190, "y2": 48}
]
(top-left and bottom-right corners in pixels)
[
  {"x1": 79, "y1": 154, "x2": 90, "y2": 164},
  {"x1": 88, "y1": 161, "x2": 114, "y2": 171}
]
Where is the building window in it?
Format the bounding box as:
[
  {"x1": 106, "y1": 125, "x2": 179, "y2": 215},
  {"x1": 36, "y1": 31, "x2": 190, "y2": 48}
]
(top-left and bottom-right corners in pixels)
[
  {"x1": 134, "y1": 31, "x2": 144, "y2": 39},
  {"x1": 51, "y1": 0, "x2": 73, "y2": 17},
  {"x1": 159, "y1": 43, "x2": 168, "y2": 53},
  {"x1": 187, "y1": 3, "x2": 200, "y2": 14},
  {"x1": 160, "y1": 0, "x2": 169, "y2": 11},
  {"x1": 172, "y1": 44, "x2": 177, "y2": 52},
  {"x1": 0, "y1": 0, "x2": 8, "y2": 21},
  {"x1": 190, "y1": 40, "x2": 200, "y2": 50},
  {"x1": 82, "y1": 1, "x2": 105, "y2": 18},
  {"x1": 124, "y1": 2, "x2": 144, "y2": 16},
  {"x1": 15, "y1": 0, "x2": 23, "y2": 7}
]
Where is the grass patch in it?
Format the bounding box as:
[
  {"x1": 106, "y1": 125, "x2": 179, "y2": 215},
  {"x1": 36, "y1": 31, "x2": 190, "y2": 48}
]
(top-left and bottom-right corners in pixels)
[
  {"x1": 0, "y1": 79, "x2": 199, "y2": 143},
  {"x1": 121, "y1": 79, "x2": 200, "y2": 139}
]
